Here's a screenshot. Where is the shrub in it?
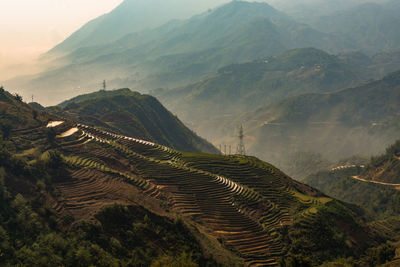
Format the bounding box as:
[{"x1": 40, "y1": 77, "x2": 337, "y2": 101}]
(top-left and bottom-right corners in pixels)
[
  {"x1": 14, "y1": 94, "x2": 23, "y2": 102},
  {"x1": 280, "y1": 254, "x2": 315, "y2": 267},
  {"x1": 150, "y1": 252, "x2": 198, "y2": 267}
]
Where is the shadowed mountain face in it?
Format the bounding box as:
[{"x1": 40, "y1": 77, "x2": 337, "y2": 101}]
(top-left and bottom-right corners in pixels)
[
  {"x1": 267, "y1": 0, "x2": 390, "y2": 21},
  {"x1": 6, "y1": 1, "x2": 353, "y2": 106},
  {"x1": 0, "y1": 87, "x2": 390, "y2": 266},
  {"x1": 308, "y1": 1, "x2": 400, "y2": 54},
  {"x1": 157, "y1": 48, "x2": 361, "y2": 126},
  {"x1": 46, "y1": 88, "x2": 218, "y2": 154},
  {"x1": 46, "y1": 0, "x2": 228, "y2": 56}
]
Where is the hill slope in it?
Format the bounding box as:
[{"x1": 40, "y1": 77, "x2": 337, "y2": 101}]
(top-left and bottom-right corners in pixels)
[
  {"x1": 233, "y1": 70, "x2": 400, "y2": 176},
  {"x1": 157, "y1": 48, "x2": 361, "y2": 129},
  {"x1": 47, "y1": 89, "x2": 218, "y2": 154},
  {"x1": 309, "y1": 2, "x2": 400, "y2": 54},
  {"x1": 6, "y1": 1, "x2": 352, "y2": 105},
  {"x1": 0, "y1": 87, "x2": 390, "y2": 266},
  {"x1": 46, "y1": 0, "x2": 228, "y2": 56},
  {"x1": 361, "y1": 140, "x2": 400, "y2": 184},
  {"x1": 304, "y1": 140, "x2": 400, "y2": 219}
]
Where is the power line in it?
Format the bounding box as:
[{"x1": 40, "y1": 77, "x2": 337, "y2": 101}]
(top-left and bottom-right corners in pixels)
[{"x1": 102, "y1": 80, "x2": 107, "y2": 91}]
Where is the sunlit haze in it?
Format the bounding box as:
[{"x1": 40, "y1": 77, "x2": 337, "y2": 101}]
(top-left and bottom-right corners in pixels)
[
  {"x1": 0, "y1": 0, "x2": 387, "y2": 81},
  {"x1": 0, "y1": 0, "x2": 123, "y2": 80}
]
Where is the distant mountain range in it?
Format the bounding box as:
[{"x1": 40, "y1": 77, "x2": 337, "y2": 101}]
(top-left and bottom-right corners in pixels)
[
  {"x1": 46, "y1": 0, "x2": 228, "y2": 56},
  {"x1": 309, "y1": 1, "x2": 400, "y2": 54},
  {"x1": 157, "y1": 48, "x2": 361, "y2": 123},
  {"x1": 156, "y1": 48, "x2": 400, "y2": 157},
  {"x1": 5, "y1": 1, "x2": 354, "y2": 105},
  {"x1": 45, "y1": 89, "x2": 218, "y2": 154},
  {"x1": 238, "y1": 70, "x2": 400, "y2": 173}
]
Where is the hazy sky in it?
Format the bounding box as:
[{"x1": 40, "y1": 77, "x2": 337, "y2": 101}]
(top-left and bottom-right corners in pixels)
[
  {"x1": 0, "y1": 0, "x2": 381, "y2": 81},
  {"x1": 0, "y1": 0, "x2": 124, "y2": 80},
  {"x1": 0, "y1": 0, "x2": 234, "y2": 81}
]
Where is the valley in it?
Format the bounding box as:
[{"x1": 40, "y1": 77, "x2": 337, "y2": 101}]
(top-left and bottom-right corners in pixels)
[{"x1": 3, "y1": 0, "x2": 400, "y2": 265}]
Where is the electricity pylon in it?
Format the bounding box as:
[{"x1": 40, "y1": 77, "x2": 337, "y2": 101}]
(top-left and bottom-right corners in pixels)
[{"x1": 236, "y1": 125, "x2": 246, "y2": 155}]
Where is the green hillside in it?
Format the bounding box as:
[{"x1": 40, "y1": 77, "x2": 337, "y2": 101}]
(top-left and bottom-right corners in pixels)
[
  {"x1": 0, "y1": 87, "x2": 393, "y2": 266},
  {"x1": 48, "y1": 88, "x2": 218, "y2": 154},
  {"x1": 304, "y1": 140, "x2": 400, "y2": 219},
  {"x1": 361, "y1": 141, "x2": 400, "y2": 184}
]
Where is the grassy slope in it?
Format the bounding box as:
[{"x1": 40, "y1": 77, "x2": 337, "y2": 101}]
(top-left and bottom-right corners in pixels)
[{"x1": 50, "y1": 89, "x2": 218, "y2": 154}]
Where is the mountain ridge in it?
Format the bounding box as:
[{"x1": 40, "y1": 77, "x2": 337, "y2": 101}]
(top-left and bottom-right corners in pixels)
[
  {"x1": 7, "y1": 1, "x2": 354, "y2": 106},
  {"x1": 47, "y1": 88, "x2": 219, "y2": 154}
]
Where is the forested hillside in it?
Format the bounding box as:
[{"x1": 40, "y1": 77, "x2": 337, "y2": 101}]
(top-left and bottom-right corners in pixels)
[{"x1": 305, "y1": 140, "x2": 400, "y2": 219}]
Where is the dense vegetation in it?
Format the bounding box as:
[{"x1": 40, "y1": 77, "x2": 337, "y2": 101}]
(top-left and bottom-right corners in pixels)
[
  {"x1": 305, "y1": 168, "x2": 400, "y2": 219},
  {"x1": 305, "y1": 140, "x2": 400, "y2": 219},
  {"x1": 303, "y1": 140, "x2": 400, "y2": 265},
  {"x1": 362, "y1": 140, "x2": 400, "y2": 183},
  {"x1": 0, "y1": 166, "x2": 208, "y2": 266}
]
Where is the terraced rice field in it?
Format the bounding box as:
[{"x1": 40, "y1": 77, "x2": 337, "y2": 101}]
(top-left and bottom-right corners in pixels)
[
  {"x1": 12, "y1": 121, "x2": 329, "y2": 266},
  {"x1": 53, "y1": 167, "x2": 142, "y2": 220}
]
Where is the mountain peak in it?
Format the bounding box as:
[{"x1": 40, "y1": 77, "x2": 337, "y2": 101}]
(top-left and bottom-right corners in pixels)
[{"x1": 213, "y1": 0, "x2": 284, "y2": 19}]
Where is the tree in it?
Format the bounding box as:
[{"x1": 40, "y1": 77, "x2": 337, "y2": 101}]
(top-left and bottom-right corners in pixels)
[
  {"x1": 46, "y1": 128, "x2": 57, "y2": 144},
  {"x1": 14, "y1": 94, "x2": 23, "y2": 102},
  {"x1": 0, "y1": 121, "x2": 13, "y2": 140},
  {"x1": 32, "y1": 110, "x2": 38, "y2": 120},
  {"x1": 0, "y1": 86, "x2": 4, "y2": 93}
]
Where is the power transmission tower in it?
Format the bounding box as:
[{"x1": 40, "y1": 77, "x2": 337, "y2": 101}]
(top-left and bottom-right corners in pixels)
[
  {"x1": 31, "y1": 95, "x2": 34, "y2": 103},
  {"x1": 102, "y1": 80, "x2": 107, "y2": 91},
  {"x1": 236, "y1": 125, "x2": 246, "y2": 155}
]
